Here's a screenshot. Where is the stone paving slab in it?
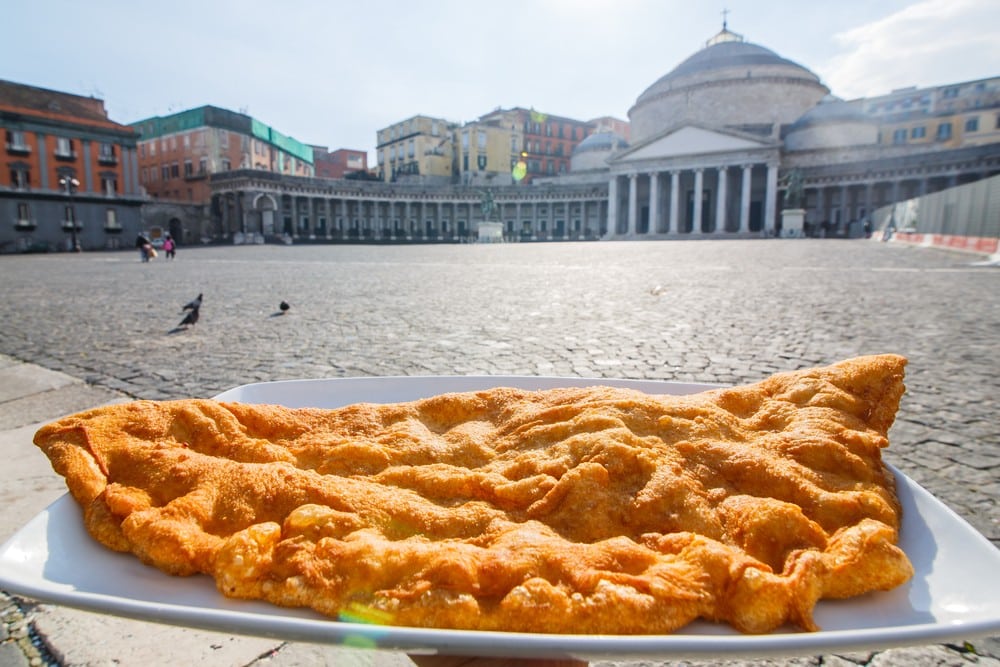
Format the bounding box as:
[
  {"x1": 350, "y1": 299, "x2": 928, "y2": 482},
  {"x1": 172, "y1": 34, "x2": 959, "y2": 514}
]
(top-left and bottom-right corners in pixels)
[{"x1": 0, "y1": 240, "x2": 997, "y2": 666}]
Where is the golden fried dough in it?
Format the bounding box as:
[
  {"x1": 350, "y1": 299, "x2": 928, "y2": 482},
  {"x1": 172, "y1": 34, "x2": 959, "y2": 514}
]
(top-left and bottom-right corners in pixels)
[{"x1": 33, "y1": 355, "x2": 913, "y2": 634}]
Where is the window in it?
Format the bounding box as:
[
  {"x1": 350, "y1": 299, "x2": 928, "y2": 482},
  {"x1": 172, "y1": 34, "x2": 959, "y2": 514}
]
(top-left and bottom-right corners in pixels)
[
  {"x1": 6, "y1": 130, "x2": 29, "y2": 153},
  {"x1": 16, "y1": 202, "x2": 30, "y2": 222},
  {"x1": 892, "y1": 129, "x2": 907, "y2": 144},
  {"x1": 161, "y1": 138, "x2": 167, "y2": 153},
  {"x1": 461, "y1": 131, "x2": 469, "y2": 149},
  {"x1": 936, "y1": 122, "x2": 953, "y2": 140},
  {"x1": 477, "y1": 131, "x2": 487, "y2": 150},
  {"x1": 98, "y1": 143, "x2": 116, "y2": 163},
  {"x1": 105, "y1": 208, "x2": 120, "y2": 228},
  {"x1": 965, "y1": 117, "x2": 979, "y2": 132},
  {"x1": 170, "y1": 163, "x2": 179, "y2": 178},
  {"x1": 183, "y1": 134, "x2": 190, "y2": 149},
  {"x1": 139, "y1": 143, "x2": 145, "y2": 158},
  {"x1": 221, "y1": 158, "x2": 231, "y2": 171},
  {"x1": 162, "y1": 165, "x2": 170, "y2": 180},
  {"x1": 184, "y1": 159, "x2": 193, "y2": 176},
  {"x1": 102, "y1": 176, "x2": 118, "y2": 196},
  {"x1": 150, "y1": 141, "x2": 156, "y2": 156},
  {"x1": 911, "y1": 126, "x2": 926, "y2": 139},
  {"x1": 55, "y1": 136, "x2": 74, "y2": 158},
  {"x1": 199, "y1": 157, "x2": 207, "y2": 174},
  {"x1": 168, "y1": 136, "x2": 176, "y2": 150},
  {"x1": 408, "y1": 139, "x2": 415, "y2": 158},
  {"x1": 431, "y1": 121, "x2": 439, "y2": 137},
  {"x1": 942, "y1": 87, "x2": 959, "y2": 99},
  {"x1": 220, "y1": 131, "x2": 229, "y2": 149},
  {"x1": 9, "y1": 166, "x2": 30, "y2": 189}
]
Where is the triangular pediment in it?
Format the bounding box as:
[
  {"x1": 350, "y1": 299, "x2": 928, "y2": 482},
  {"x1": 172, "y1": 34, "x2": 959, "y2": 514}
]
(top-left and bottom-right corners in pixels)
[{"x1": 614, "y1": 125, "x2": 774, "y2": 163}]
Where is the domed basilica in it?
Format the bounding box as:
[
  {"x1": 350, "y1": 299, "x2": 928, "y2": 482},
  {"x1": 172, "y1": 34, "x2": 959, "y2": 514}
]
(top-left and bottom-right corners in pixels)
[
  {"x1": 560, "y1": 23, "x2": 999, "y2": 239},
  {"x1": 205, "y1": 22, "x2": 998, "y2": 244}
]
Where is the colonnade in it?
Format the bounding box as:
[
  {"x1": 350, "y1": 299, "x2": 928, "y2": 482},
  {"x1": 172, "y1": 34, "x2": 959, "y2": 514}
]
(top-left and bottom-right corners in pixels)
[
  {"x1": 802, "y1": 172, "x2": 965, "y2": 237},
  {"x1": 606, "y1": 162, "x2": 778, "y2": 237},
  {"x1": 212, "y1": 174, "x2": 610, "y2": 242}
]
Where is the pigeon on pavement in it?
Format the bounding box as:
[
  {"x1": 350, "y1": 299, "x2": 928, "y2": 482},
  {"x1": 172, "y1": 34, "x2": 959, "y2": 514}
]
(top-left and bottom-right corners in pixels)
[{"x1": 183, "y1": 293, "x2": 203, "y2": 311}]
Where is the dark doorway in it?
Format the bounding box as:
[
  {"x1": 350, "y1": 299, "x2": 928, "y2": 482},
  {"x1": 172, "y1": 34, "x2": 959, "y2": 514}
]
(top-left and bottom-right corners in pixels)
[{"x1": 749, "y1": 202, "x2": 763, "y2": 232}]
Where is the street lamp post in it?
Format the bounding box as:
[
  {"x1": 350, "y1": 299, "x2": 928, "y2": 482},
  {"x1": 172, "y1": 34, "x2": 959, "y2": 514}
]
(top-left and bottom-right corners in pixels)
[{"x1": 60, "y1": 176, "x2": 81, "y2": 252}]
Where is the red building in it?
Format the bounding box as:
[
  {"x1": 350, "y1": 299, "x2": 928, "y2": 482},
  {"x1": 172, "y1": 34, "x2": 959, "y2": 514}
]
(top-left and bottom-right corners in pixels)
[
  {"x1": 479, "y1": 107, "x2": 595, "y2": 182},
  {"x1": 0, "y1": 79, "x2": 143, "y2": 252},
  {"x1": 311, "y1": 146, "x2": 369, "y2": 179}
]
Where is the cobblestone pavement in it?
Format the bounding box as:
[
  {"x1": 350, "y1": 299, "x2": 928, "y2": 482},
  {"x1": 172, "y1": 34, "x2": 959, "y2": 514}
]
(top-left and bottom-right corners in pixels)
[{"x1": 1, "y1": 239, "x2": 998, "y2": 666}]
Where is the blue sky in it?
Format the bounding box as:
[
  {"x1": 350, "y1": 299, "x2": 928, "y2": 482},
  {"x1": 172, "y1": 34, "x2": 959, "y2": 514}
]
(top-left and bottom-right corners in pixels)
[{"x1": 4, "y1": 0, "x2": 998, "y2": 162}]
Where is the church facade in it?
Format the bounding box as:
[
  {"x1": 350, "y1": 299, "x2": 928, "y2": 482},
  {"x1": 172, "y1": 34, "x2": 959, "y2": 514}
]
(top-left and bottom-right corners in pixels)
[{"x1": 206, "y1": 26, "x2": 1000, "y2": 244}]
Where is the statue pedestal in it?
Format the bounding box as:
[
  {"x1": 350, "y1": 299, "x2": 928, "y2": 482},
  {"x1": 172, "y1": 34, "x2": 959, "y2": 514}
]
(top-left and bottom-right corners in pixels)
[{"x1": 781, "y1": 209, "x2": 805, "y2": 238}]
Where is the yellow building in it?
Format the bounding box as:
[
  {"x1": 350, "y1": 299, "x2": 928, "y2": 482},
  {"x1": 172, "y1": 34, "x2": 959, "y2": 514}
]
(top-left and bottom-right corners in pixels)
[
  {"x1": 376, "y1": 115, "x2": 457, "y2": 183},
  {"x1": 872, "y1": 77, "x2": 1000, "y2": 150},
  {"x1": 456, "y1": 118, "x2": 518, "y2": 185}
]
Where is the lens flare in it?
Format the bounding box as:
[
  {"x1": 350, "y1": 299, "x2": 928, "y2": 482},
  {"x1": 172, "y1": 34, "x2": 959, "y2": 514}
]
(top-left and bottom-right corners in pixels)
[{"x1": 512, "y1": 161, "x2": 527, "y2": 182}]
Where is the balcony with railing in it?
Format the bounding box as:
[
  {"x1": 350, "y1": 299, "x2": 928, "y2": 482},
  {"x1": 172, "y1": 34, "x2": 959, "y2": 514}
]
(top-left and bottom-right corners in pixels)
[
  {"x1": 13, "y1": 217, "x2": 37, "y2": 231},
  {"x1": 5, "y1": 142, "x2": 31, "y2": 156}
]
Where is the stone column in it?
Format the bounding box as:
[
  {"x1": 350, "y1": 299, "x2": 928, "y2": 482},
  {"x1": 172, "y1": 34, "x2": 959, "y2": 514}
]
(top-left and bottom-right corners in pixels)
[
  {"x1": 816, "y1": 187, "x2": 826, "y2": 229},
  {"x1": 606, "y1": 176, "x2": 618, "y2": 238},
  {"x1": 648, "y1": 172, "x2": 659, "y2": 235},
  {"x1": 669, "y1": 170, "x2": 680, "y2": 235},
  {"x1": 324, "y1": 199, "x2": 333, "y2": 238},
  {"x1": 739, "y1": 165, "x2": 752, "y2": 233},
  {"x1": 715, "y1": 166, "x2": 728, "y2": 234},
  {"x1": 515, "y1": 202, "x2": 522, "y2": 240},
  {"x1": 764, "y1": 163, "x2": 778, "y2": 236},
  {"x1": 692, "y1": 168, "x2": 704, "y2": 234},
  {"x1": 865, "y1": 182, "x2": 874, "y2": 220},
  {"x1": 840, "y1": 185, "x2": 850, "y2": 230},
  {"x1": 627, "y1": 173, "x2": 638, "y2": 237}
]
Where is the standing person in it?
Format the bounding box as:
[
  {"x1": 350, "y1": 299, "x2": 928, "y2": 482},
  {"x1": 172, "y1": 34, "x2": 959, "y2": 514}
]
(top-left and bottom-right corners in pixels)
[
  {"x1": 163, "y1": 234, "x2": 176, "y2": 260},
  {"x1": 135, "y1": 233, "x2": 151, "y2": 262}
]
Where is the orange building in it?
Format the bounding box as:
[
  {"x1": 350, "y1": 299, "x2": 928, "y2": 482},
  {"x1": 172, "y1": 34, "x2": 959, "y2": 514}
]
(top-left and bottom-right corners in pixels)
[
  {"x1": 0, "y1": 79, "x2": 143, "y2": 253},
  {"x1": 479, "y1": 107, "x2": 594, "y2": 182},
  {"x1": 131, "y1": 106, "x2": 315, "y2": 204}
]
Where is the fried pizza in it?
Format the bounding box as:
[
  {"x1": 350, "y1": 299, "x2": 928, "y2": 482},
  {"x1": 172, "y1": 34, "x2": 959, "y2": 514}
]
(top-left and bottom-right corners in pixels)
[{"x1": 33, "y1": 354, "x2": 913, "y2": 634}]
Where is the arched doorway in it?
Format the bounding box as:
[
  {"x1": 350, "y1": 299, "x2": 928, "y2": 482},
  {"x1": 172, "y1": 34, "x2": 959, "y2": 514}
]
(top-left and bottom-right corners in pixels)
[{"x1": 169, "y1": 218, "x2": 183, "y2": 244}]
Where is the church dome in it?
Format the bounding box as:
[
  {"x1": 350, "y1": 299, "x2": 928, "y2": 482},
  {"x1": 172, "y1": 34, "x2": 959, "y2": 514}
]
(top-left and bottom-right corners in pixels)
[
  {"x1": 629, "y1": 26, "x2": 829, "y2": 144},
  {"x1": 571, "y1": 131, "x2": 629, "y2": 172},
  {"x1": 784, "y1": 95, "x2": 879, "y2": 150}
]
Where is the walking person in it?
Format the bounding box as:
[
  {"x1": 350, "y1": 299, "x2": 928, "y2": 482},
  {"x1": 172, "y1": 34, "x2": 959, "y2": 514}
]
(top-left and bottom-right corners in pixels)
[
  {"x1": 135, "y1": 233, "x2": 151, "y2": 262},
  {"x1": 163, "y1": 234, "x2": 176, "y2": 260}
]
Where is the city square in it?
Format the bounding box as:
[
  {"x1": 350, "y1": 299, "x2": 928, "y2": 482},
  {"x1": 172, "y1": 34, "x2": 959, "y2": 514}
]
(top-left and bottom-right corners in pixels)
[{"x1": 0, "y1": 238, "x2": 997, "y2": 665}]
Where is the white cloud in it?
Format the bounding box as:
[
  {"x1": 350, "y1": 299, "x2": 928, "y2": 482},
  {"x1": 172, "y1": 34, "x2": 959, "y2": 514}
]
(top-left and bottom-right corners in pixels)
[{"x1": 819, "y1": 0, "x2": 1000, "y2": 98}]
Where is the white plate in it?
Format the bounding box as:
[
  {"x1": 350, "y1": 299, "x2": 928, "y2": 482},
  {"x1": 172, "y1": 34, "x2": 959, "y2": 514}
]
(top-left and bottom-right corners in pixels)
[{"x1": 2, "y1": 376, "x2": 999, "y2": 660}]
